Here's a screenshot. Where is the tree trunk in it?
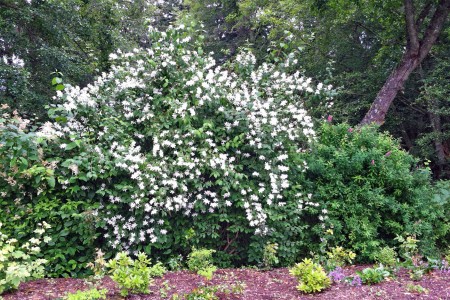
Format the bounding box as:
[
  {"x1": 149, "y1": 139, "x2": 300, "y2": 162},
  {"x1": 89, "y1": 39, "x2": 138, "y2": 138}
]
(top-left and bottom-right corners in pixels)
[
  {"x1": 360, "y1": 0, "x2": 450, "y2": 125},
  {"x1": 429, "y1": 106, "x2": 446, "y2": 178},
  {"x1": 360, "y1": 52, "x2": 420, "y2": 125}
]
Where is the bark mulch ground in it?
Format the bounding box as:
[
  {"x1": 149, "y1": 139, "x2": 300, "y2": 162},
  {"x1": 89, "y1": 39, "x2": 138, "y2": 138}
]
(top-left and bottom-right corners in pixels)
[{"x1": 2, "y1": 266, "x2": 450, "y2": 300}]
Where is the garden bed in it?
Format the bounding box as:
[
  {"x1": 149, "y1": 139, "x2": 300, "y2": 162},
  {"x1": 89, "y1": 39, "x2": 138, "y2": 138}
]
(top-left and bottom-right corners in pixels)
[{"x1": 2, "y1": 266, "x2": 450, "y2": 300}]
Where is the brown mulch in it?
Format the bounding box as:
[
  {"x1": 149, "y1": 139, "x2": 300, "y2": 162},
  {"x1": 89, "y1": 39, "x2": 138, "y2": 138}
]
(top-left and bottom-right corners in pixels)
[{"x1": 2, "y1": 266, "x2": 450, "y2": 300}]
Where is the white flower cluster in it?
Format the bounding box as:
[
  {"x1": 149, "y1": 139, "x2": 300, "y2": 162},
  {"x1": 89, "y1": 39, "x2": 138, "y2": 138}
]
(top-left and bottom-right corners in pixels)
[{"x1": 47, "y1": 25, "x2": 332, "y2": 251}]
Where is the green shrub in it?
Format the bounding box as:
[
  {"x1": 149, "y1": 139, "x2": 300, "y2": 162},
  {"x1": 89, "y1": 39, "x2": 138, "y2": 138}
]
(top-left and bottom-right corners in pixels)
[
  {"x1": 325, "y1": 246, "x2": 355, "y2": 271},
  {"x1": 262, "y1": 242, "x2": 279, "y2": 269},
  {"x1": 106, "y1": 252, "x2": 152, "y2": 297},
  {"x1": 356, "y1": 266, "x2": 390, "y2": 285},
  {"x1": 289, "y1": 258, "x2": 331, "y2": 294},
  {"x1": 374, "y1": 246, "x2": 397, "y2": 267},
  {"x1": 0, "y1": 222, "x2": 50, "y2": 294},
  {"x1": 0, "y1": 105, "x2": 98, "y2": 278},
  {"x1": 149, "y1": 262, "x2": 167, "y2": 278},
  {"x1": 65, "y1": 288, "x2": 107, "y2": 300},
  {"x1": 187, "y1": 249, "x2": 217, "y2": 280},
  {"x1": 302, "y1": 122, "x2": 440, "y2": 260}
]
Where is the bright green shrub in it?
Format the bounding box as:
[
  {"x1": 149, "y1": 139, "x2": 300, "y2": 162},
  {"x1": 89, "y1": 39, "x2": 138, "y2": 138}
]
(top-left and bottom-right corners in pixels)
[
  {"x1": 0, "y1": 222, "x2": 49, "y2": 294},
  {"x1": 289, "y1": 258, "x2": 331, "y2": 293},
  {"x1": 325, "y1": 246, "x2": 355, "y2": 271},
  {"x1": 374, "y1": 246, "x2": 398, "y2": 267},
  {"x1": 106, "y1": 252, "x2": 152, "y2": 297},
  {"x1": 148, "y1": 262, "x2": 167, "y2": 277},
  {"x1": 302, "y1": 122, "x2": 442, "y2": 260},
  {"x1": 262, "y1": 242, "x2": 279, "y2": 269},
  {"x1": 187, "y1": 248, "x2": 217, "y2": 280}
]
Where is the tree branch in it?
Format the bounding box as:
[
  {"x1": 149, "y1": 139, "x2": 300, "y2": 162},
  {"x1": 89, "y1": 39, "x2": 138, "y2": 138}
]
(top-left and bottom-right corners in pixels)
[
  {"x1": 404, "y1": 0, "x2": 420, "y2": 53},
  {"x1": 415, "y1": 1, "x2": 433, "y2": 28},
  {"x1": 419, "y1": 0, "x2": 450, "y2": 61}
]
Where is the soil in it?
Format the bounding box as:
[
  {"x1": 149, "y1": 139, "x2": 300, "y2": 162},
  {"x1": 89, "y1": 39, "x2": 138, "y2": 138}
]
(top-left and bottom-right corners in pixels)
[{"x1": 2, "y1": 266, "x2": 450, "y2": 300}]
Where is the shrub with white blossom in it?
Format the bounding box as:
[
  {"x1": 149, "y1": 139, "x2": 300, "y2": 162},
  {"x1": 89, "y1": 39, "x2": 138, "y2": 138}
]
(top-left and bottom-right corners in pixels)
[{"x1": 37, "y1": 24, "x2": 331, "y2": 261}]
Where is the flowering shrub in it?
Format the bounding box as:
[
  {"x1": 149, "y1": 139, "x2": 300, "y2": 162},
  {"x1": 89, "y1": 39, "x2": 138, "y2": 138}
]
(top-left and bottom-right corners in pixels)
[
  {"x1": 14, "y1": 24, "x2": 329, "y2": 263},
  {"x1": 0, "y1": 222, "x2": 50, "y2": 294}
]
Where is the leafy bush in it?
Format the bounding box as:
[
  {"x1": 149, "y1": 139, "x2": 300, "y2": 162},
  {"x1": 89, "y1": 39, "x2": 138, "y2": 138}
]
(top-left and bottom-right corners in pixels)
[
  {"x1": 325, "y1": 246, "x2": 355, "y2": 271},
  {"x1": 149, "y1": 262, "x2": 167, "y2": 278},
  {"x1": 302, "y1": 122, "x2": 441, "y2": 260},
  {"x1": 289, "y1": 258, "x2": 331, "y2": 294},
  {"x1": 0, "y1": 105, "x2": 98, "y2": 277},
  {"x1": 65, "y1": 288, "x2": 107, "y2": 300},
  {"x1": 356, "y1": 266, "x2": 390, "y2": 285},
  {"x1": 0, "y1": 222, "x2": 50, "y2": 294},
  {"x1": 106, "y1": 252, "x2": 152, "y2": 297},
  {"x1": 374, "y1": 246, "x2": 398, "y2": 267},
  {"x1": 430, "y1": 180, "x2": 450, "y2": 251},
  {"x1": 262, "y1": 242, "x2": 279, "y2": 269},
  {"x1": 187, "y1": 249, "x2": 217, "y2": 280}
]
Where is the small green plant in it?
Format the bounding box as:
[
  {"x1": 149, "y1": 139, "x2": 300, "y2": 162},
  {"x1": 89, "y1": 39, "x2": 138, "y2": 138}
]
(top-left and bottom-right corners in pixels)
[
  {"x1": 183, "y1": 283, "x2": 246, "y2": 300},
  {"x1": 167, "y1": 255, "x2": 183, "y2": 271},
  {"x1": 86, "y1": 249, "x2": 107, "y2": 279},
  {"x1": 262, "y1": 242, "x2": 279, "y2": 269},
  {"x1": 325, "y1": 246, "x2": 356, "y2": 270},
  {"x1": 406, "y1": 283, "x2": 429, "y2": 294},
  {"x1": 395, "y1": 235, "x2": 427, "y2": 280},
  {"x1": 159, "y1": 280, "x2": 171, "y2": 298},
  {"x1": 396, "y1": 235, "x2": 421, "y2": 264},
  {"x1": 187, "y1": 248, "x2": 217, "y2": 280},
  {"x1": 185, "y1": 285, "x2": 218, "y2": 300},
  {"x1": 410, "y1": 269, "x2": 424, "y2": 281},
  {"x1": 106, "y1": 252, "x2": 152, "y2": 297},
  {"x1": 149, "y1": 262, "x2": 167, "y2": 278},
  {"x1": 0, "y1": 222, "x2": 50, "y2": 294},
  {"x1": 374, "y1": 246, "x2": 398, "y2": 267},
  {"x1": 65, "y1": 288, "x2": 107, "y2": 300},
  {"x1": 356, "y1": 266, "x2": 390, "y2": 285},
  {"x1": 289, "y1": 258, "x2": 331, "y2": 294}
]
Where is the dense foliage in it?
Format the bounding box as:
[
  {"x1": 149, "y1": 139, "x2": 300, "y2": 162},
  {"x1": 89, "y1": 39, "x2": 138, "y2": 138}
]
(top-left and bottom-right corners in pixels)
[
  {"x1": 0, "y1": 22, "x2": 449, "y2": 282},
  {"x1": 0, "y1": 222, "x2": 50, "y2": 293}
]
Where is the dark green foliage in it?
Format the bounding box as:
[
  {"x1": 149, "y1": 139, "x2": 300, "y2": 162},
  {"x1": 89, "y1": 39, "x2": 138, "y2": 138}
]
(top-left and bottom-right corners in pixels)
[{"x1": 303, "y1": 122, "x2": 441, "y2": 260}]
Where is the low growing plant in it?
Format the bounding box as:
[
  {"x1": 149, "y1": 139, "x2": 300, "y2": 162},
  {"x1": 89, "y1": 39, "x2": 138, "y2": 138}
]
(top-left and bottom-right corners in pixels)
[
  {"x1": 405, "y1": 283, "x2": 429, "y2": 294},
  {"x1": 356, "y1": 266, "x2": 390, "y2": 285},
  {"x1": 374, "y1": 246, "x2": 398, "y2": 268},
  {"x1": 86, "y1": 249, "x2": 107, "y2": 279},
  {"x1": 65, "y1": 288, "x2": 107, "y2": 300},
  {"x1": 106, "y1": 252, "x2": 152, "y2": 297},
  {"x1": 262, "y1": 242, "x2": 279, "y2": 270},
  {"x1": 0, "y1": 222, "x2": 50, "y2": 294},
  {"x1": 187, "y1": 249, "x2": 217, "y2": 280},
  {"x1": 325, "y1": 246, "x2": 355, "y2": 271},
  {"x1": 149, "y1": 262, "x2": 167, "y2": 278},
  {"x1": 289, "y1": 258, "x2": 331, "y2": 293},
  {"x1": 167, "y1": 255, "x2": 183, "y2": 271}
]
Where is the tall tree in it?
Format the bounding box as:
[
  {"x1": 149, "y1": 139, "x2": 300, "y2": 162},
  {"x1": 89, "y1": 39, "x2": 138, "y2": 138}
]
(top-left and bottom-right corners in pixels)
[{"x1": 361, "y1": 0, "x2": 450, "y2": 125}]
